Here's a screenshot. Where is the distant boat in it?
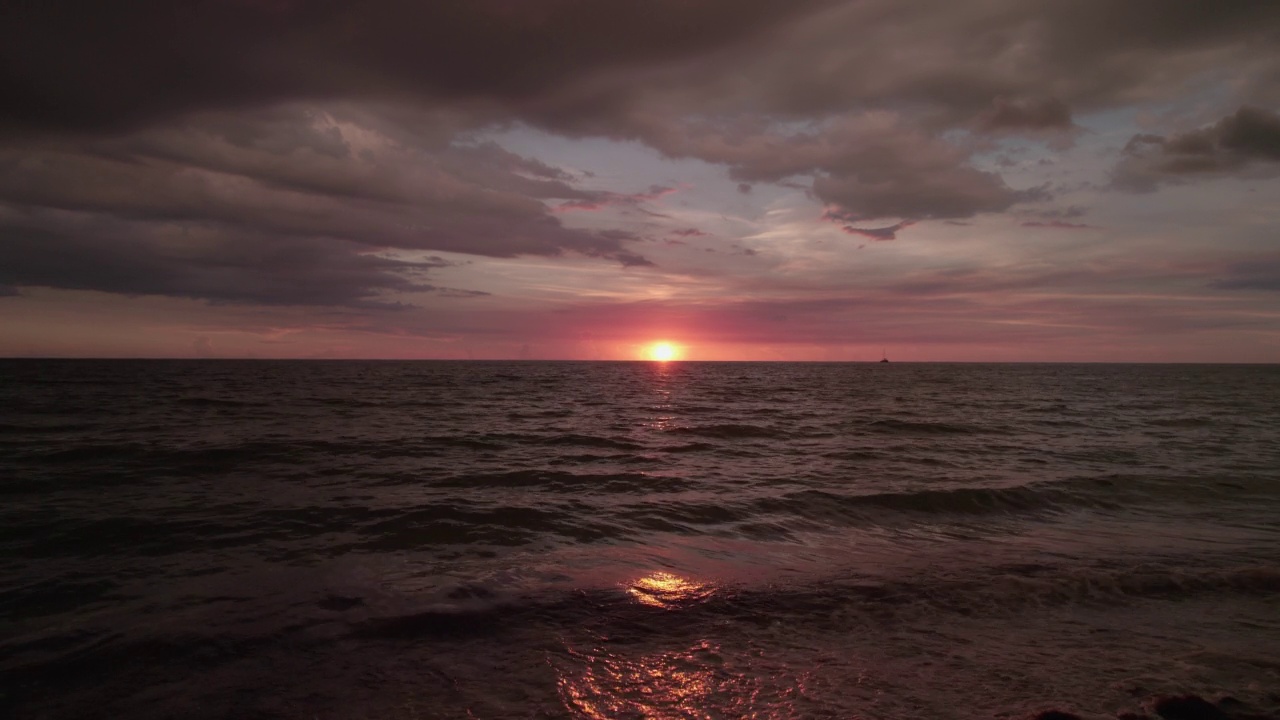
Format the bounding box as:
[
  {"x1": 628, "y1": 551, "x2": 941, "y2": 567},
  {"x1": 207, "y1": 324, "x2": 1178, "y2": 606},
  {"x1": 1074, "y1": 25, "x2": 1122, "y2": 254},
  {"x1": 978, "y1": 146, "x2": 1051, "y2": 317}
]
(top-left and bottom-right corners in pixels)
[{"x1": 880, "y1": 348, "x2": 889, "y2": 363}]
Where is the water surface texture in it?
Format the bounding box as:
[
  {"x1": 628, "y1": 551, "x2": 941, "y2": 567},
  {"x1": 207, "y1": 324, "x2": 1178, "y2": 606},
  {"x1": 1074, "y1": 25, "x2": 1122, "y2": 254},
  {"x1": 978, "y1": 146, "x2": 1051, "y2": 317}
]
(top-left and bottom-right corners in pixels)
[{"x1": 2, "y1": 361, "x2": 1279, "y2": 719}]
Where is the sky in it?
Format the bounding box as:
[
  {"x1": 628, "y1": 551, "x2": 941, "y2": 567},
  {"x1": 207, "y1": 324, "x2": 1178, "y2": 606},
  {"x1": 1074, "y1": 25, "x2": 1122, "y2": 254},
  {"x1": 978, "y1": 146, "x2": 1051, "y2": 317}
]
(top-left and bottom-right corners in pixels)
[{"x1": 2, "y1": 0, "x2": 1279, "y2": 361}]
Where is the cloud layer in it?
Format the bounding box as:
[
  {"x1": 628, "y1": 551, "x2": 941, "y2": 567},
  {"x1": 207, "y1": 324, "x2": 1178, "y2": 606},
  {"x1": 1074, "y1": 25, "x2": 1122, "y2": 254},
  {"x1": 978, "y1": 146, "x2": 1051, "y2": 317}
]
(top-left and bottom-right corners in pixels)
[
  {"x1": 1114, "y1": 106, "x2": 1280, "y2": 190},
  {"x1": 0, "y1": 104, "x2": 655, "y2": 304},
  {"x1": 2, "y1": 0, "x2": 1279, "y2": 358}
]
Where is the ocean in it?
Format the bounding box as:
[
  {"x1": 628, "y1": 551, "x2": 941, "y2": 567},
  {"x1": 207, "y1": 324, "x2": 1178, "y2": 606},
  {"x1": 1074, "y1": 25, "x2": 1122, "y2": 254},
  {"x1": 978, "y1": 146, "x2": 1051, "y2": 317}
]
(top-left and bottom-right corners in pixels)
[{"x1": 2, "y1": 360, "x2": 1278, "y2": 719}]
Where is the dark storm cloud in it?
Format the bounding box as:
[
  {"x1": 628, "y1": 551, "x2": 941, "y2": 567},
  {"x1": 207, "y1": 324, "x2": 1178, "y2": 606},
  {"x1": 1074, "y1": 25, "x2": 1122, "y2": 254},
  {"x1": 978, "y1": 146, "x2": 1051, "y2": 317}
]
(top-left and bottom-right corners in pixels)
[
  {"x1": 707, "y1": 0, "x2": 1280, "y2": 122},
  {"x1": 6, "y1": 0, "x2": 1279, "y2": 138},
  {"x1": 5, "y1": 0, "x2": 1280, "y2": 312},
  {"x1": 6, "y1": 1, "x2": 1278, "y2": 148},
  {"x1": 0, "y1": 0, "x2": 833, "y2": 133},
  {"x1": 0, "y1": 103, "x2": 655, "y2": 304},
  {"x1": 812, "y1": 166, "x2": 1016, "y2": 222},
  {"x1": 1113, "y1": 106, "x2": 1280, "y2": 191},
  {"x1": 0, "y1": 213, "x2": 444, "y2": 308},
  {"x1": 976, "y1": 97, "x2": 1074, "y2": 132}
]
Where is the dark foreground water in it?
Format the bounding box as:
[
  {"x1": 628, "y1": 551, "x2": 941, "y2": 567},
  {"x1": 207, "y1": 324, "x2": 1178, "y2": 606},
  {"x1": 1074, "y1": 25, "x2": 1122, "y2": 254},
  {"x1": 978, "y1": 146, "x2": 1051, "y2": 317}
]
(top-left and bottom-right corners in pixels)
[{"x1": 2, "y1": 360, "x2": 1279, "y2": 719}]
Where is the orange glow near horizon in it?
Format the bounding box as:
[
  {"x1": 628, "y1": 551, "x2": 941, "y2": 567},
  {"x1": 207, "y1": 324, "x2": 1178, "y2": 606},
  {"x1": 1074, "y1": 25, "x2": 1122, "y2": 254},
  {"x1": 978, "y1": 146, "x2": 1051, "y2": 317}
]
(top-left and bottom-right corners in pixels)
[{"x1": 645, "y1": 341, "x2": 680, "y2": 361}]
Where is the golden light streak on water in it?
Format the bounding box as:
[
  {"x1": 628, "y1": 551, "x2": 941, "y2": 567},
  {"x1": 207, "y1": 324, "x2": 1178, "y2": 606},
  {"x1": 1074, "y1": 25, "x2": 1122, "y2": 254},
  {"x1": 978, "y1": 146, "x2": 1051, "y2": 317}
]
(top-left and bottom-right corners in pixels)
[
  {"x1": 555, "y1": 643, "x2": 719, "y2": 720},
  {"x1": 554, "y1": 641, "x2": 823, "y2": 720}
]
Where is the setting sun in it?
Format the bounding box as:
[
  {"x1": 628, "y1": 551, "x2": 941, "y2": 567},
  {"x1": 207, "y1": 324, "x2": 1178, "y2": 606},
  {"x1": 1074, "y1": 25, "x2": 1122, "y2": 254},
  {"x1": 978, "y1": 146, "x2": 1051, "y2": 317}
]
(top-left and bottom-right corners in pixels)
[{"x1": 646, "y1": 342, "x2": 680, "y2": 362}]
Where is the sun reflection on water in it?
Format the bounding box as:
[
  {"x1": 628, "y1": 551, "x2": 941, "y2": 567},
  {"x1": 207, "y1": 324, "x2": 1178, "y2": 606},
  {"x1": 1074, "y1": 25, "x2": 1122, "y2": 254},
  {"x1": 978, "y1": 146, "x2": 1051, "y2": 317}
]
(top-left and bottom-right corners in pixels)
[
  {"x1": 556, "y1": 642, "x2": 720, "y2": 720},
  {"x1": 626, "y1": 571, "x2": 717, "y2": 609},
  {"x1": 555, "y1": 640, "x2": 818, "y2": 720}
]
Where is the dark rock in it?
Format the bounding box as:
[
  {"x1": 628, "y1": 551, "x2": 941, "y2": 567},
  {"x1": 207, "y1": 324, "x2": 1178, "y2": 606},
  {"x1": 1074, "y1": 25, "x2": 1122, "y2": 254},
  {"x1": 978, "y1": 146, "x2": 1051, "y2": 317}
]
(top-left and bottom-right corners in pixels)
[
  {"x1": 1034, "y1": 711, "x2": 1084, "y2": 720},
  {"x1": 1119, "y1": 713, "x2": 1153, "y2": 720},
  {"x1": 1154, "y1": 695, "x2": 1226, "y2": 720}
]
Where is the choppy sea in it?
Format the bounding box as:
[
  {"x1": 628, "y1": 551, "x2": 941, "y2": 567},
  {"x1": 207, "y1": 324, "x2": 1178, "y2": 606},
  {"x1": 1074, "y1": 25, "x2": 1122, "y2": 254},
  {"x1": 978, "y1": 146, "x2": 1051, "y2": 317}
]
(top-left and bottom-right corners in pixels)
[{"x1": 2, "y1": 360, "x2": 1279, "y2": 719}]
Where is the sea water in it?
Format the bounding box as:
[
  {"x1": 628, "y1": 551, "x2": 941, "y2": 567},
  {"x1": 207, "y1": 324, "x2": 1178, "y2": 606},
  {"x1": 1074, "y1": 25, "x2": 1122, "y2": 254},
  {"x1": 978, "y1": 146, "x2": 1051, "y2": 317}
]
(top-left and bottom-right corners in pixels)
[{"x1": 2, "y1": 360, "x2": 1278, "y2": 718}]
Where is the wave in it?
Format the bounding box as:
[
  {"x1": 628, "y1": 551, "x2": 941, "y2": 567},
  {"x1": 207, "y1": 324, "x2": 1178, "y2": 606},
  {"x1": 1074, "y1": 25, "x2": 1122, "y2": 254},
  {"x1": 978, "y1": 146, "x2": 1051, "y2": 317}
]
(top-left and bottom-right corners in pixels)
[
  {"x1": 6, "y1": 563, "x2": 1279, "y2": 720},
  {"x1": 0, "y1": 422, "x2": 101, "y2": 434},
  {"x1": 752, "y1": 485, "x2": 1073, "y2": 520},
  {"x1": 814, "y1": 564, "x2": 1280, "y2": 620},
  {"x1": 861, "y1": 418, "x2": 980, "y2": 435},
  {"x1": 664, "y1": 423, "x2": 780, "y2": 439},
  {"x1": 600, "y1": 473, "x2": 1280, "y2": 536},
  {"x1": 348, "y1": 564, "x2": 1280, "y2": 643},
  {"x1": 1145, "y1": 416, "x2": 1214, "y2": 428},
  {"x1": 173, "y1": 397, "x2": 268, "y2": 408},
  {"x1": 433, "y1": 469, "x2": 687, "y2": 493},
  {"x1": 10, "y1": 499, "x2": 625, "y2": 559},
  {"x1": 533, "y1": 434, "x2": 643, "y2": 450},
  {"x1": 658, "y1": 442, "x2": 717, "y2": 453},
  {"x1": 4, "y1": 431, "x2": 645, "y2": 473}
]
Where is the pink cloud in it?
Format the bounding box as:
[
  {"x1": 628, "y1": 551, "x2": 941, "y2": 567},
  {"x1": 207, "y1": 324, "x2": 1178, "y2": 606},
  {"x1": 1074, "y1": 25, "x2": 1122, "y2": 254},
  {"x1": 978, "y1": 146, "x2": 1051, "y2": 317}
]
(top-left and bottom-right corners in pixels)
[{"x1": 1021, "y1": 220, "x2": 1094, "y2": 229}]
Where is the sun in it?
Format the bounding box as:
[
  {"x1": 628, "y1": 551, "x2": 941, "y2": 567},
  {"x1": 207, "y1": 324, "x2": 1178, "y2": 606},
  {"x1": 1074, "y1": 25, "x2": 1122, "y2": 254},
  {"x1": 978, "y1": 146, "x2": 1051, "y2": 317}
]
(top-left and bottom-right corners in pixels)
[{"x1": 646, "y1": 342, "x2": 680, "y2": 362}]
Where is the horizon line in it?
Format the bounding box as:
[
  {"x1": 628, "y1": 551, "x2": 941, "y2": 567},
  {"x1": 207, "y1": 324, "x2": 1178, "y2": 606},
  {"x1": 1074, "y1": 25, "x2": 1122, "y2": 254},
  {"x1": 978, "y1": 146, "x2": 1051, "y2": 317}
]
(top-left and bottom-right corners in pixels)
[{"x1": 3, "y1": 357, "x2": 1278, "y2": 366}]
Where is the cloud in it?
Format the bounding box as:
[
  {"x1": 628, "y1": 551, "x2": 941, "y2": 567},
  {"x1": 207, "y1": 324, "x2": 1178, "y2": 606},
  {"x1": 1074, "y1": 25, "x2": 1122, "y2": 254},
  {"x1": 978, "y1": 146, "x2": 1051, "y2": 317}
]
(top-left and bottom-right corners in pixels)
[
  {"x1": 1022, "y1": 205, "x2": 1088, "y2": 220},
  {"x1": 631, "y1": 113, "x2": 1022, "y2": 221},
  {"x1": 503, "y1": 0, "x2": 1280, "y2": 155},
  {"x1": 553, "y1": 185, "x2": 676, "y2": 212},
  {"x1": 1212, "y1": 259, "x2": 1280, "y2": 292},
  {"x1": 8, "y1": 2, "x2": 1280, "y2": 152},
  {"x1": 0, "y1": 211, "x2": 447, "y2": 308},
  {"x1": 1021, "y1": 220, "x2": 1094, "y2": 229},
  {"x1": 0, "y1": 104, "x2": 659, "y2": 304},
  {"x1": 672, "y1": 228, "x2": 708, "y2": 237},
  {"x1": 4, "y1": 0, "x2": 1280, "y2": 327},
  {"x1": 5, "y1": 1, "x2": 1277, "y2": 227},
  {"x1": 615, "y1": 251, "x2": 656, "y2": 267},
  {"x1": 812, "y1": 162, "x2": 1017, "y2": 221},
  {"x1": 1113, "y1": 106, "x2": 1280, "y2": 191},
  {"x1": 0, "y1": 0, "x2": 837, "y2": 134},
  {"x1": 977, "y1": 97, "x2": 1074, "y2": 132},
  {"x1": 828, "y1": 217, "x2": 917, "y2": 241},
  {"x1": 0, "y1": 109, "x2": 638, "y2": 260}
]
